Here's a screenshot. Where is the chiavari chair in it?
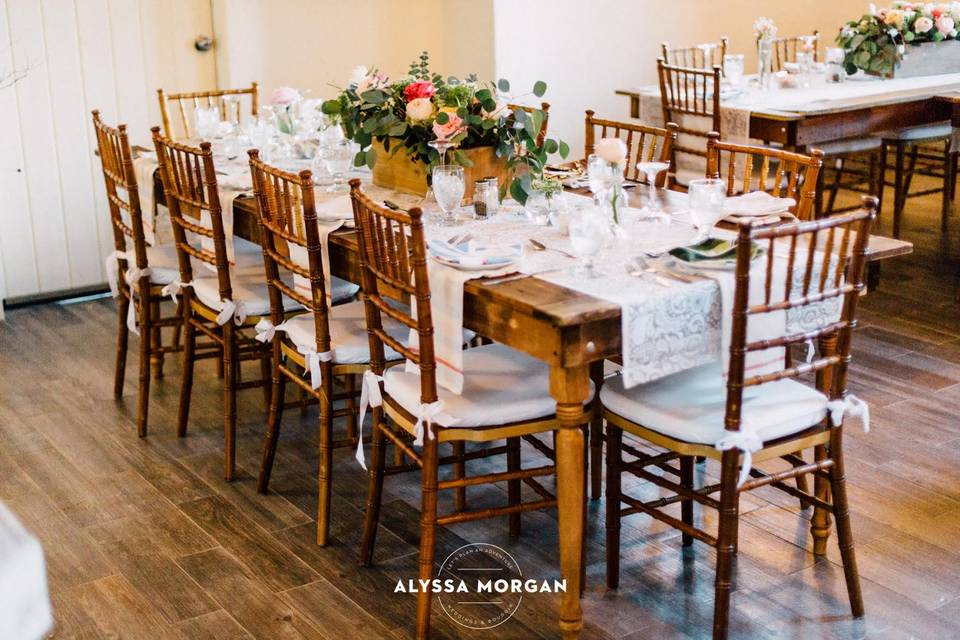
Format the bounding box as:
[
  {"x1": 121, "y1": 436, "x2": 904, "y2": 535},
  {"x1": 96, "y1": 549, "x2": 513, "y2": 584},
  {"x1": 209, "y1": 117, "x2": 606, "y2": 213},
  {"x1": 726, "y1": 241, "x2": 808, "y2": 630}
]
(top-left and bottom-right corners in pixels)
[
  {"x1": 92, "y1": 110, "x2": 183, "y2": 436},
  {"x1": 658, "y1": 59, "x2": 722, "y2": 185},
  {"x1": 247, "y1": 151, "x2": 409, "y2": 544},
  {"x1": 771, "y1": 31, "x2": 820, "y2": 72},
  {"x1": 602, "y1": 198, "x2": 876, "y2": 639},
  {"x1": 706, "y1": 132, "x2": 824, "y2": 220},
  {"x1": 508, "y1": 101, "x2": 550, "y2": 146},
  {"x1": 151, "y1": 127, "x2": 301, "y2": 480},
  {"x1": 661, "y1": 38, "x2": 729, "y2": 70},
  {"x1": 349, "y1": 180, "x2": 592, "y2": 639},
  {"x1": 157, "y1": 82, "x2": 259, "y2": 139},
  {"x1": 584, "y1": 110, "x2": 678, "y2": 184}
]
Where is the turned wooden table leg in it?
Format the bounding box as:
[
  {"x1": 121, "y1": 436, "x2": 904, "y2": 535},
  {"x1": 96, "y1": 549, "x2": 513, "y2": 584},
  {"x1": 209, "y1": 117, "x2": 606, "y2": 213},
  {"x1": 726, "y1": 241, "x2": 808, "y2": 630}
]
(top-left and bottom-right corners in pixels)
[{"x1": 550, "y1": 364, "x2": 590, "y2": 638}]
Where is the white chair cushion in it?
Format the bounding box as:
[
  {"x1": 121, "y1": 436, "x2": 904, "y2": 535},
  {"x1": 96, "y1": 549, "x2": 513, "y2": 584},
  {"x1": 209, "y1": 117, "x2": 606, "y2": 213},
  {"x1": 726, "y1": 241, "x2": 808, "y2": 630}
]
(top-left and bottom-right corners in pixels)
[
  {"x1": 122, "y1": 244, "x2": 179, "y2": 287},
  {"x1": 600, "y1": 362, "x2": 828, "y2": 446},
  {"x1": 328, "y1": 277, "x2": 360, "y2": 304},
  {"x1": 280, "y1": 300, "x2": 408, "y2": 364},
  {"x1": 384, "y1": 343, "x2": 594, "y2": 428},
  {"x1": 191, "y1": 271, "x2": 302, "y2": 318}
]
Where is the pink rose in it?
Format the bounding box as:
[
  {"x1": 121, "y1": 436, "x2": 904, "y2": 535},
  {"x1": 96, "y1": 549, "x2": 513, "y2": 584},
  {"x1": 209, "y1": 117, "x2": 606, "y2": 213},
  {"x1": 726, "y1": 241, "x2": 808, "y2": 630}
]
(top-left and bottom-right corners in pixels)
[
  {"x1": 432, "y1": 112, "x2": 463, "y2": 141},
  {"x1": 403, "y1": 81, "x2": 436, "y2": 102},
  {"x1": 270, "y1": 86, "x2": 300, "y2": 105},
  {"x1": 915, "y1": 15, "x2": 933, "y2": 33},
  {"x1": 937, "y1": 15, "x2": 955, "y2": 34}
]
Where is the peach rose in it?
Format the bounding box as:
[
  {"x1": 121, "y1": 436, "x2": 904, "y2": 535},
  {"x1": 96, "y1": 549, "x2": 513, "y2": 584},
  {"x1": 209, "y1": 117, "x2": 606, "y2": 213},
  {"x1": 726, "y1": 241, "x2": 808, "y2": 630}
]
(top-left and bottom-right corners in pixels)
[
  {"x1": 406, "y1": 97, "x2": 434, "y2": 122},
  {"x1": 595, "y1": 137, "x2": 628, "y2": 165}
]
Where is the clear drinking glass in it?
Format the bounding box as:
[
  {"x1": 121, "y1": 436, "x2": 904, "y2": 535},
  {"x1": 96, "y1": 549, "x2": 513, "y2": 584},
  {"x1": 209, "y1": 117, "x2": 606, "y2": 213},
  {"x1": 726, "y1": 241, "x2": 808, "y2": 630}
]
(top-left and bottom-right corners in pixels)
[
  {"x1": 194, "y1": 106, "x2": 221, "y2": 140},
  {"x1": 587, "y1": 154, "x2": 618, "y2": 200},
  {"x1": 246, "y1": 116, "x2": 274, "y2": 162},
  {"x1": 568, "y1": 204, "x2": 610, "y2": 278},
  {"x1": 825, "y1": 47, "x2": 846, "y2": 83},
  {"x1": 524, "y1": 190, "x2": 551, "y2": 226},
  {"x1": 636, "y1": 161, "x2": 671, "y2": 222},
  {"x1": 432, "y1": 165, "x2": 465, "y2": 226},
  {"x1": 688, "y1": 178, "x2": 727, "y2": 242},
  {"x1": 320, "y1": 140, "x2": 353, "y2": 192},
  {"x1": 723, "y1": 54, "x2": 745, "y2": 87}
]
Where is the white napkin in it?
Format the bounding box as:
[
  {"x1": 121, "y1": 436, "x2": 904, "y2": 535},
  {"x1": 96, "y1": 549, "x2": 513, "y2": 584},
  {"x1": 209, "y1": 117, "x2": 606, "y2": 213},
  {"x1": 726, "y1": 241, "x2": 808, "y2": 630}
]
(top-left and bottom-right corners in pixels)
[
  {"x1": 427, "y1": 240, "x2": 521, "y2": 268},
  {"x1": 723, "y1": 191, "x2": 796, "y2": 216},
  {"x1": 288, "y1": 220, "x2": 344, "y2": 304},
  {"x1": 315, "y1": 194, "x2": 354, "y2": 221}
]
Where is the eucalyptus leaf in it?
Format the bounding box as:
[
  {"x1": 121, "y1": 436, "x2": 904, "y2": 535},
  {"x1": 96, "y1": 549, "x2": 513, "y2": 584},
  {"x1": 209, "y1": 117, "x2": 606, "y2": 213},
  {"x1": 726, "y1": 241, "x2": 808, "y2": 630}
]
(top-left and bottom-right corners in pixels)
[
  {"x1": 354, "y1": 150, "x2": 367, "y2": 168},
  {"x1": 365, "y1": 145, "x2": 377, "y2": 169},
  {"x1": 498, "y1": 78, "x2": 510, "y2": 92},
  {"x1": 532, "y1": 80, "x2": 547, "y2": 98},
  {"x1": 558, "y1": 140, "x2": 570, "y2": 158},
  {"x1": 321, "y1": 99, "x2": 341, "y2": 115},
  {"x1": 436, "y1": 111, "x2": 449, "y2": 125}
]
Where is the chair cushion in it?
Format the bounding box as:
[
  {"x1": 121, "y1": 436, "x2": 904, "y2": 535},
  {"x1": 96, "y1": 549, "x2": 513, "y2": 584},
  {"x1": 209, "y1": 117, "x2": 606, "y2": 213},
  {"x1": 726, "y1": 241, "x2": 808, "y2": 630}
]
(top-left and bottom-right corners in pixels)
[
  {"x1": 191, "y1": 271, "x2": 302, "y2": 318},
  {"x1": 281, "y1": 300, "x2": 408, "y2": 364},
  {"x1": 600, "y1": 363, "x2": 828, "y2": 446},
  {"x1": 815, "y1": 136, "x2": 882, "y2": 156},
  {"x1": 880, "y1": 122, "x2": 951, "y2": 143},
  {"x1": 123, "y1": 244, "x2": 179, "y2": 287},
  {"x1": 384, "y1": 343, "x2": 594, "y2": 428}
]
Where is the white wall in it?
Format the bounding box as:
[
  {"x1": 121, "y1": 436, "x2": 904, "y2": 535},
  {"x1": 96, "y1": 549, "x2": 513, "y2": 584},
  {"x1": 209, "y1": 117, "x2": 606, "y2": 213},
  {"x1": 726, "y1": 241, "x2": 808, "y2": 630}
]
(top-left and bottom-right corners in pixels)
[
  {"x1": 212, "y1": 0, "x2": 495, "y2": 101},
  {"x1": 493, "y1": 0, "x2": 872, "y2": 160}
]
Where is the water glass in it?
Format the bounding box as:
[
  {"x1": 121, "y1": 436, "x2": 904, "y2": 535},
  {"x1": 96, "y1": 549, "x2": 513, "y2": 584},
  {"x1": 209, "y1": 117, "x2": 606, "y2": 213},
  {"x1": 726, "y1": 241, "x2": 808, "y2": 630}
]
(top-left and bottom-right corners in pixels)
[
  {"x1": 194, "y1": 106, "x2": 221, "y2": 140},
  {"x1": 636, "y1": 161, "x2": 671, "y2": 222},
  {"x1": 723, "y1": 54, "x2": 745, "y2": 87},
  {"x1": 524, "y1": 191, "x2": 551, "y2": 226},
  {"x1": 587, "y1": 154, "x2": 618, "y2": 199},
  {"x1": 825, "y1": 47, "x2": 846, "y2": 83},
  {"x1": 432, "y1": 165, "x2": 465, "y2": 226},
  {"x1": 246, "y1": 117, "x2": 274, "y2": 162},
  {"x1": 568, "y1": 204, "x2": 610, "y2": 278},
  {"x1": 688, "y1": 178, "x2": 726, "y2": 241},
  {"x1": 320, "y1": 140, "x2": 354, "y2": 192}
]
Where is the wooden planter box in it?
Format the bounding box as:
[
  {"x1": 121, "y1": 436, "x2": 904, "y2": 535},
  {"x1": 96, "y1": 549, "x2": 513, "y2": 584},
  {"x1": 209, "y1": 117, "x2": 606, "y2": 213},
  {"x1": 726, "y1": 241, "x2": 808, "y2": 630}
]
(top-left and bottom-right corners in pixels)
[
  {"x1": 371, "y1": 141, "x2": 511, "y2": 201},
  {"x1": 894, "y1": 40, "x2": 960, "y2": 78}
]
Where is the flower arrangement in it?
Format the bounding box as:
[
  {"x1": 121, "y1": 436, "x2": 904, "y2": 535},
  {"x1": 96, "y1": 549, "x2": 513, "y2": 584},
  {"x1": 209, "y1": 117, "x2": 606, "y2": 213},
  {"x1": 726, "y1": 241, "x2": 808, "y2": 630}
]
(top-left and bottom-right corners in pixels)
[
  {"x1": 593, "y1": 138, "x2": 628, "y2": 225},
  {"x1": 269, "y1": 86, "x2": 302, "y2": 135},
  {"x1": 837, "y1": 2, "x2": 960, "y2": 76},
  {"x1": 321, "y1": 51, "x2": 569, "y2": 203},
  {"x1": 753, "y1": 16, "x2": 779, "y2": 41}
]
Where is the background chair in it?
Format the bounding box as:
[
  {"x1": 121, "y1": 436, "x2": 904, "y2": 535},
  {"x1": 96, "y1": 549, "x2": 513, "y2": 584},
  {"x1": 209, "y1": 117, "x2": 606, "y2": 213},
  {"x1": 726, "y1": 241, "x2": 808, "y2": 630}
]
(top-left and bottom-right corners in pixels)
[
  {"x1": 771, "y1": 31, "x2": 820, "y2": 72},
  {"x1": 661, "y1": 38, "x2": 728, "y2": 70},
  {"x1": 658, "y1": 60, "x2": 722, "y2": 186},
  {"x1": 584, "y1": 110, "x2": 678, "y2": 185},
  {"x1": 92, "y1": 110, "x2": 182, "y2": 437},
  {"x1": 508, "y1": 101, "x2": 550, "y2": 147},
  {"x1": 157, "y1": 82, "x2": 259, "y2": 139}
]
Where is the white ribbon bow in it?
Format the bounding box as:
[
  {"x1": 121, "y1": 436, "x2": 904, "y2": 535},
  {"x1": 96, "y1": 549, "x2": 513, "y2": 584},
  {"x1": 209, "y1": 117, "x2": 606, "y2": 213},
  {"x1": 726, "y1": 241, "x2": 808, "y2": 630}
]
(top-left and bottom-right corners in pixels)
[
  {"x1": 297, "y1": 345, "x2": 334, "y2": 389},
  {"x1": 804, "y1": 339, "x2": 815, "y2": 364},
  {"x1": 254, "y1": 318, "x2": 290, "y2": 344},
  {"x1": 105, "y1": 250, "x2": 131, "y2": 298},
  {"x1": 715, "y1": 429, "x2": 764, "y2": 488},
  {"x1": 412, "y1": 400, "x2": 459, "y2": 446},
  {"x1": 161, "y1": 278, "x2": 193, "y2": 303},
  {"x1": 215, "y1": 299, "x2": 248, "y2": 326},
  {"x1": 355, "y1": 370, "x2": 384, "y2": 469},
  {"x1": 827, "y1": 394, "x2": 870, "y2": 433}
]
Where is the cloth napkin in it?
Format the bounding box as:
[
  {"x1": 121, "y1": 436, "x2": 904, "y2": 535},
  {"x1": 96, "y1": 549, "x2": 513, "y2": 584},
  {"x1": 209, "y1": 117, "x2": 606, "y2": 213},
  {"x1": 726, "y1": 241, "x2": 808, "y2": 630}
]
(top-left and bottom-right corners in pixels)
[
  {"x1": 427, "y1": 240, "x2": 521, "y2": 269},
  {"x1": 406, "y1": 243, "x2": 520, "y2": 394},
  {"x1": 287, "y1": 220, "x2": 345, "y2": 305},
  {"x1": 315, "y1": 194, "x2": 354, "y2": 221},
  {"x1": 723, "y1": 191, "x2": 796, "y2": 216}
]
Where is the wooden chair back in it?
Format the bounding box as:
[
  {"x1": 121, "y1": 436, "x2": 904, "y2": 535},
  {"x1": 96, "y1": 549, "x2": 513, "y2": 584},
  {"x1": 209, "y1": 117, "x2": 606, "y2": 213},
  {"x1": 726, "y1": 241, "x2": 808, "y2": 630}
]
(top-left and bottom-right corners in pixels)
[
  {"x1": 248, "y1": 150, "x2": 330, "y2": 350},
  {"x1": 661, "y1": 37, "x2": 728, "y2": 70},
  {"x1": 723, "y1": 199, "x2": 876, "y2": 434},
  {"x1": 584, "y1": 111, "x2": 678, "y2": 184},
  {"x1": 157, "y1": 82, "x2": 259, "y2": 139},
  {"x1": 150, "y1": 127, "x2": 231, "y2": 300},
  {"x1": 772, "y1": 32, "x2": 820, "y2": 72},
  {"x1": 658, "y1": 59, "x2": 722, "y2": 161},
  {"x1": 349, "y1": 180, "x2": 437, "y2": 405},
  {"x1": 92, "y1": 110, "x2": 148, "y2": 277},
  {"x1": 508, "y1": 101, "x2": 550, "y2": 146},
  {"x1": 706, "y1": 133, "x2": 824, "y2": 220}
]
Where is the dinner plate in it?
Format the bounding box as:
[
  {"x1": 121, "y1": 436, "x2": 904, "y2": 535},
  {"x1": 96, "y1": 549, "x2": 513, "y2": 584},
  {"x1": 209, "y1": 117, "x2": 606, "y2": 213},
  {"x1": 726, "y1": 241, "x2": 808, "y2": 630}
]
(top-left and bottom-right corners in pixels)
[{"x1": 430, "y1": 254, "x2": 518, "y2": 271}]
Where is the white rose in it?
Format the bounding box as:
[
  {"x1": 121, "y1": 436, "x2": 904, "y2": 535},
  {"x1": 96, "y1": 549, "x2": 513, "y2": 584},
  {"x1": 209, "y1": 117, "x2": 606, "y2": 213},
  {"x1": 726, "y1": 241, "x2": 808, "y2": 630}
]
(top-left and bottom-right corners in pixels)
[
  {"x1": 915, "y1": 15, "x2": 933, "y2": 32},
  {"x1": 406, "y1": 97, "x2": 434, "y2": 121},
  {"x1": 348, "y1": 65, "x2": 368, "y2": 87},
  {"x1": 595, "y1": 137, "x2": 628, "y2": 165}
]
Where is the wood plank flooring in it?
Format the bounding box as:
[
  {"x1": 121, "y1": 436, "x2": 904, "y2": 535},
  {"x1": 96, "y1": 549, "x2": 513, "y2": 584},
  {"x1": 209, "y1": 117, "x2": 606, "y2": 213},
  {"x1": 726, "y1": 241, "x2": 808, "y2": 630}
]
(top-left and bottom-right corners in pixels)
[{"x1": 2, "y1": 182, "x2": 960, "y2": 639}]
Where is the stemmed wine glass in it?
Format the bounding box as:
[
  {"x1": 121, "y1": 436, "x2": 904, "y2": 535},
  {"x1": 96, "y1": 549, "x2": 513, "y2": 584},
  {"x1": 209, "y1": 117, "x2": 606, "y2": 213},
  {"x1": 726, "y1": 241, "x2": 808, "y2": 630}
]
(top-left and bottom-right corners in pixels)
[
  {"x1": 320, "y1": 140, "x2": 353, "y2": 192},
  {"x1": 432, "y1": 165, "x2": 465, "y2": 226},
  {"x1": 637, "y1": 161, "x2": 671, "y2": 223}
]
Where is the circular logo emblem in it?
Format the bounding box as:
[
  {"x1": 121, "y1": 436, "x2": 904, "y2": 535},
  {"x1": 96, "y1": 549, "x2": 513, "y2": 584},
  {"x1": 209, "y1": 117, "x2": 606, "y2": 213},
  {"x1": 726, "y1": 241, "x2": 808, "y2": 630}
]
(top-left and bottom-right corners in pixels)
[{"x1": 437, "y1": 543, "x2": 523, "y2": 629}]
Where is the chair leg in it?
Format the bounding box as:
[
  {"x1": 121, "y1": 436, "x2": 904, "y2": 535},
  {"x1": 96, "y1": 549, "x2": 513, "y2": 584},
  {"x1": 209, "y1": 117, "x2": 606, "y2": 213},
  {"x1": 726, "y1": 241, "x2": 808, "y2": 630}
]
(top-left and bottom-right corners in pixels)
[
  {"x1": 680, "y1": 455, "x2": 694, "y2": 547},
  {"x1": 136, "y1": 292, "x2": 151, "y2": 438},
  {"x1": 415, "y1": 436, "x2": 440, "y2": 640},
  {"x1": 114, "y1": 294, "x2": 130, "y2": 399},
  {"x1": 177, "y1": 311, "x2": 197, "y2": 438},
  {"x1": 811, "y1": 443, "x2": 832, "y2": 556},
  {"x1": 256, "y1": 366, "x2": 286, "y2": 493},
  {"x1": 507, "y1": 436, "x2": 521, "y2": 537},
  {"x1": 589, "y1": 361, "x2": 604, "y2": 501},
  {"x1": 893, "y1": 142, "x2": 906, "y2": 238},
  {"x1": 793, "y1": 452, "x2": 812, "y2": 509},
  {"x1": 317, "y1": 373, "x2": 334, "y2": 546},
  {"x1": 150, "y1": 297, "x2": 164, "y2": 380},
  {"x1": 452, "y1": 441, "x2": 466, "y2": 512},
  {"x1": 712, "y1": 451, "x2": 741, "y2": 640},
  {"x1": 171, "y1": 299, "x2": 183, "y2": 350},
  {"x1": 222, "y1": 323, "x2": 238, "y2": 481},
  {"x1": 877, "y1": 142, "x2": 888, "y2": 228},
  {"x1": 828, "y1": 427, "x2": 864, "y2": 617},
  {"x1": 605, "y1": 424, "x2": 622, "y2": 589},
  {"x1": 258, "y1": 347, "x2": 272, "y2": 410},
  {"x1": 825, "y1": 157, "x2": 844, "y2": 215},
  {"x1": 942, "y1": 145, "x2": 956, "y2": 232},
  {"x1": 345, "y1": 374, "x2": 358, "y2": 443},
  {"x1": 359, "y1": 406, "x2": 387, "y2": 567}
]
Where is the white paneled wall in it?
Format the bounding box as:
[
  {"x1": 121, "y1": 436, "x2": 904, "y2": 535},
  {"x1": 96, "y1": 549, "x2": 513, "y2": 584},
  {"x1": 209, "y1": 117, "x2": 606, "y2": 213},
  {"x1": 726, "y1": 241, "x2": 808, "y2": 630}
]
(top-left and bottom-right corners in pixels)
[{"x1": 0, "y1": 0, "x2": 214, "y2": 310}]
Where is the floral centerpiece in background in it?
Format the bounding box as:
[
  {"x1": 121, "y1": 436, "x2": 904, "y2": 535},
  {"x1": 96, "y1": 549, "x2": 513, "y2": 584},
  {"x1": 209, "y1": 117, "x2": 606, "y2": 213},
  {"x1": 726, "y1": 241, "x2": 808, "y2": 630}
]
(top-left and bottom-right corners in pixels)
[
  {"x1": 321, "y1": 51, "x2": 568, "y2": 203},
  {"x1": 270, "y1": 86, "x2": 302, "y2": 135},
  {"x1": 754, "y1": 17, "x2": 778, "y2": 88},
  {"x1": 593, "y1": 138, "x2": 629, "y2": 227},
  {"x1": 837, "y1": 2, "x2": 960, "y2": 77}
]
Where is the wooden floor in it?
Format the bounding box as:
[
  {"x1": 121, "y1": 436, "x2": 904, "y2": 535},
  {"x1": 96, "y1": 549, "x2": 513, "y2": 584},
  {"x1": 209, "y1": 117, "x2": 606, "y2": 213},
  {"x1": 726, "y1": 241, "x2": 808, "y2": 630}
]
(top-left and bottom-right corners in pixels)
[{"x1": 3, "y1": 183, "x2": 960, "y2": 639}]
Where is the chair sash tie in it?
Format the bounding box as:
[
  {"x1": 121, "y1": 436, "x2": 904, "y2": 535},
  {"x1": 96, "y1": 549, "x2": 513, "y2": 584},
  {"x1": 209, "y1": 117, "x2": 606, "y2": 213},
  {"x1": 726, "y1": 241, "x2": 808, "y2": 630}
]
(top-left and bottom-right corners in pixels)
[
  {"x1": 105, "y1": 250, "x2": 132, "y2": 298},
  {"x1": 412, "y1": 401, "x2": 459, "y2": 447},
  {"x1": 161, "y1": 279, "x2": 193, "y2": 303},
  {"x1": 715, "y1": 429, "x2": 764, "y2": 488},
  {"x1": 215, "y1": 299, "x2": 248, "y2": 326},
  {"x1": 296, "y1": 345, "x2": 334, "y2": 390},
  {"x1": 804, "y1": 339, "x2": 815, "y2": 364},
  {"x1": 827, "y1": 394, "x2": 870, "y2": 433},
  {"x1": 355, "y1": 370, "x2": 384, "y2": 469},
  {"x1": 254, "y1": 318, "x2": 290, "y2": 344}
]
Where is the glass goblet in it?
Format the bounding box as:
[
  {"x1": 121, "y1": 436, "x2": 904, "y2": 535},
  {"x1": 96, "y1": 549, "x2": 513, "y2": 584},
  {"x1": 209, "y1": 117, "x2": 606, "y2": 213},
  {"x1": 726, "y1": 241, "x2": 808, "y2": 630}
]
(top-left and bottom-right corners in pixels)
[
  {"x1": 568, "y1": 204, "x2": 610, "y2": 278},
  {"x1": 432, "y1": 165, "x2": 465, "y2": 226},
  {"x1": 636, "y1": 161, "x2": 671, "y2": 223},
  {"x1": 320, "y1": 140, "x2": 354, "y2": 192},
  {"x1": 687, "y1": 178, "x2": 727, "y2": 242}
]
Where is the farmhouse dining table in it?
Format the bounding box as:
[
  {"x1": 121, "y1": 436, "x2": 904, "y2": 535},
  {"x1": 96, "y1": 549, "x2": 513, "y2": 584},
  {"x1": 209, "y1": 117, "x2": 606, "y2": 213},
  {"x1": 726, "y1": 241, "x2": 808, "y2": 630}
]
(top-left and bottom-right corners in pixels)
[{"x1": 149, "y1": 166, "x2": 910, "y2": 636}]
